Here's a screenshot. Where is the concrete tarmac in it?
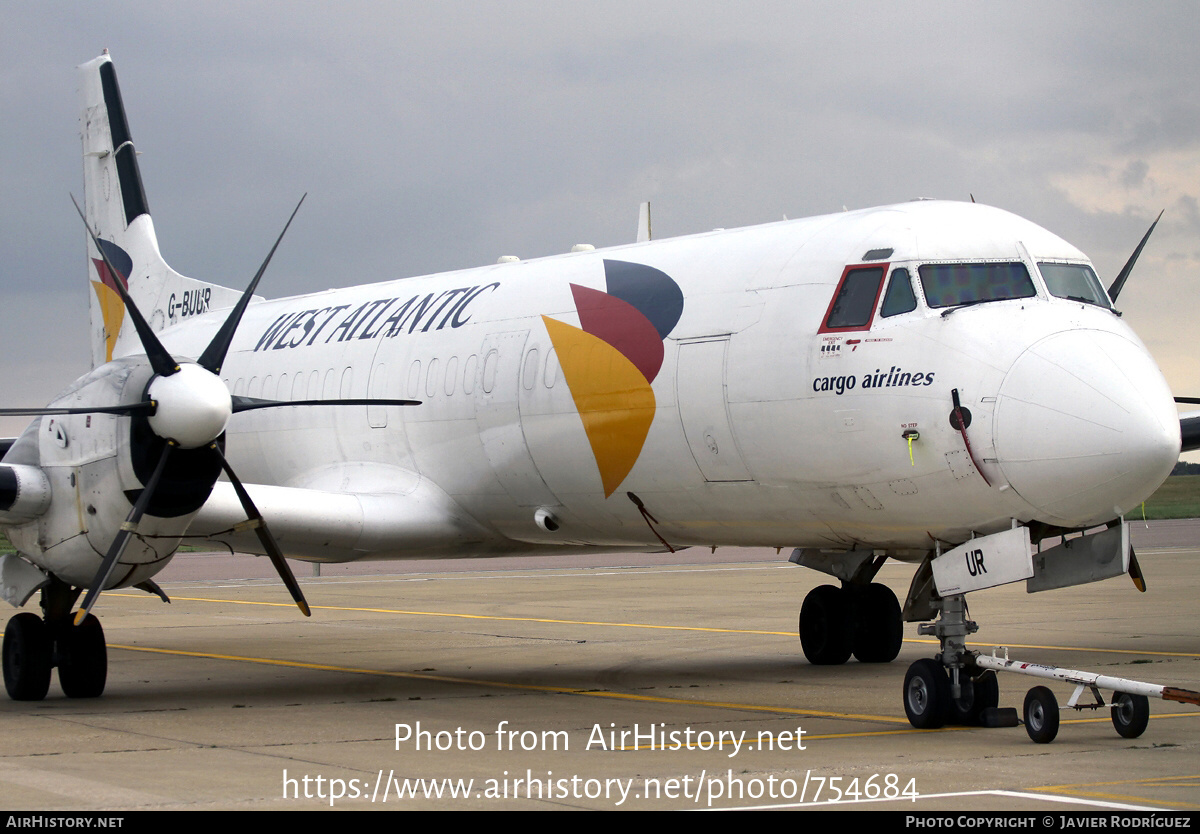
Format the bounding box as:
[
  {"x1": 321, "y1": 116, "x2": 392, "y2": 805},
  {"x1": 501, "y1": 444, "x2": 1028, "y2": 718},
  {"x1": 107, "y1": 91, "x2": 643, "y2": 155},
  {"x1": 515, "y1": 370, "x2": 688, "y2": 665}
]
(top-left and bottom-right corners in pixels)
[{"x1": 3, "y1": 520, "x2": 1200, "y2": 811}]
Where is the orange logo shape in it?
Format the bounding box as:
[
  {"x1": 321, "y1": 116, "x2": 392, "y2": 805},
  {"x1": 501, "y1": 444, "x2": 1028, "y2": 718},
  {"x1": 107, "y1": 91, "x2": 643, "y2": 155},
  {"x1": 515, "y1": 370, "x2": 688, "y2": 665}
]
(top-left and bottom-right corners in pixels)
[
  {"x1": 543, "y1": 261, "x2": 684, "y2": 496},
  {"x1": 90, "y1": 239, "x2": 132, "y2": 362}
]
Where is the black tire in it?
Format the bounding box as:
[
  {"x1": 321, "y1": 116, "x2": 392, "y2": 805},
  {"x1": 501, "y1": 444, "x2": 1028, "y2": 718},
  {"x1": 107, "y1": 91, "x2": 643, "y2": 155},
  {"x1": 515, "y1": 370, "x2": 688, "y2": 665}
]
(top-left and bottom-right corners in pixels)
[
  {"x1": 3, "y1": 613, "x2": 52, "y2": 701},
  {"x1": 57, "y1": 614, "x2": 107, "y2": 699},
  {"x1": 851, "y1": 583, "x2": 903, "y2": 663},
  {"x1": 1024, "y1": 686, "x2": 1060, "y2": 744},
  {"x1": 903, "y1": 658, "x2": 950, "y2": 729},
  {"x1": 799, "y1": 585, "x2": 852, "y2": 665},
  {"x1": 1111, "y1": 692, "x2": 1150, "y2": 739},
  {"x1": 949, "y1": 669, "x2": 1000, "y2": 726}
]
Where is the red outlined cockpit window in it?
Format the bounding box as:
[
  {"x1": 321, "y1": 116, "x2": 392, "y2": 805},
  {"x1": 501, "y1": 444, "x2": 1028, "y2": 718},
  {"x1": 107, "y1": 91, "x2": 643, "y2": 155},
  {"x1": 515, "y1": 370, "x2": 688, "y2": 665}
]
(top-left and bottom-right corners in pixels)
[{"x1": 819, "y1": 264, "x2": 887, "y2": 333}]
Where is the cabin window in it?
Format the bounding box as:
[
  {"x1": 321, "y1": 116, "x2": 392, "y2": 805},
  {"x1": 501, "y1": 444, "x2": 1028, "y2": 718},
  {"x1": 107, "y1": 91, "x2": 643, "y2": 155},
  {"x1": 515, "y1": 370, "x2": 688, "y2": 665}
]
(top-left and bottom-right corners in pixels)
[
  {"x1": 407, "y1": 360, "x2": 422, "y2": 398},
  {"x1": 463, "y1": 354, "x2": 478, "y2": 395},
  {"x1": 522, "y1": 348, "x2": 539, "y2": 390},
  {"x1": 1038, "y1": 262, "x2": 1111, "y2": 308},
  {"x1": 444, "y1": 356, "x2": 459, "y2": 396},
  {"x1": 880, "y1": 268, "x2": 917, "y2": 317},
  {"x1": 482, "y1": 350, "x2": 498, "y2": 394},
  {"x1": 820, "y1": 265, "x2": 886, "y2": 332},
  {"x1": 426, "y1": 358, "x2": 440, "y2": 398},
  {"x1": 918, "y1": 262, "x2": 1035, "y2": 309}
]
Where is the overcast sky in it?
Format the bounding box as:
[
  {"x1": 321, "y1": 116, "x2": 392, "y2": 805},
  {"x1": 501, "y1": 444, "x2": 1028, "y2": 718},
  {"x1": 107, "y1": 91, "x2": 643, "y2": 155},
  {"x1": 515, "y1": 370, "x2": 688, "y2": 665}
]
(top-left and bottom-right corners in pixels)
[{"x1": 2, "y1": 2, "x2": 1199, "y2": 448}]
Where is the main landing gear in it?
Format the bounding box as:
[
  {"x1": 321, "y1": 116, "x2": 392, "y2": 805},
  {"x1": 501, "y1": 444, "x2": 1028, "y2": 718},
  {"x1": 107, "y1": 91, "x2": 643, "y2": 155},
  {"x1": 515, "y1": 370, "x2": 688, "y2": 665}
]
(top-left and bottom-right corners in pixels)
[
  {"x1": 798, "y1": 582, "x2": 903, "y2": 665},
  {"x1": 2, "y1": 578, "x2": 106, "y2": 701}
]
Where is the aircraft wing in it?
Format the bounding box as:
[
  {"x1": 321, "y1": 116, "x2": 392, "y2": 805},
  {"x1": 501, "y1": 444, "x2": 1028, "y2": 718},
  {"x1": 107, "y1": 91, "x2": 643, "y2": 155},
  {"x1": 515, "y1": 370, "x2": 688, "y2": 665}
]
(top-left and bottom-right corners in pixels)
[{"x1": 187, "y1": 473, "x2": 496, "y2": 562}]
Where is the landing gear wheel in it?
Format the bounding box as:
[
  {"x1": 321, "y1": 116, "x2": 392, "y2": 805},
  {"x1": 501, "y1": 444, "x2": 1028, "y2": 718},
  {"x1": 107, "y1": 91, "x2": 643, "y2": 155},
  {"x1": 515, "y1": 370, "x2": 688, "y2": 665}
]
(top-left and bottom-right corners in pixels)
[
  {"x1": 852, "y1": 583, "x2": 903, "y2": 663},
  {"x1": 949, "y1": 669, "x2": 999, "y2": 726},
  {"x1": 3, "y1": 613, "x2": 52, "y2": 701},
  {"x1": 1024, "y1": 686, "x2": 1059, "y2": 744},
  {"x1": 57, "y1": 614, "x2": 107, "y2": 699},
  {"x1": 1111, "y1": 692, "x2": 1150, "y2": 739},
  {"x1": 903, "y1": 658, "x2": 950, "y2": 729},
  {"x1": 799, "y1": 585, "x2": 852, "y2": 665}
]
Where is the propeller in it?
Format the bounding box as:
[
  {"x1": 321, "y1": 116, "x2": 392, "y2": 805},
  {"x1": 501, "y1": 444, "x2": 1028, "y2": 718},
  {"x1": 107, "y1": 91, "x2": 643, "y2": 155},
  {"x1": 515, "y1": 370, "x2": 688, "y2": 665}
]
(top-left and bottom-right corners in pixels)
[
  {"x1": 0, "y1": 403, "x2": 158, "y2": 417},
  {"x1": 45, "y1": 195, "x2": 422, "y2": 623},
  {"x1": 1107, "y1": 210, "x2": 1163, "y2": 302},
  {"x1": 231, "y1": 396, "x2": 420, "y2": 413},
  {"x1": 214, "y1": 445, "x2": 310, "y2": 616}
]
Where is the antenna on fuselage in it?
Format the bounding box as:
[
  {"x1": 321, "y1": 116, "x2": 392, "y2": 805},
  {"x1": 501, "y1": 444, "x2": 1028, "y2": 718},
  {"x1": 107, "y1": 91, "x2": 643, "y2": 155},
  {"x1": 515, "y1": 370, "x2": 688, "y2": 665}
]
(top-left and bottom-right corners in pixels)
[{"x1": 636, "y1": 201, "x2": 652, "y2": 242}]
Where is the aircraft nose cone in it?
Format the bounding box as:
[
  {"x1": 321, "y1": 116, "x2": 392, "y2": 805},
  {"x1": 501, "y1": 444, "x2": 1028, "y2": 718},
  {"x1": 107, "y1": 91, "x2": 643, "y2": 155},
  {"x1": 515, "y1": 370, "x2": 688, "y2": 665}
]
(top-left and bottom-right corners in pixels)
[{"x1": 993, "y1": 329, "x2": 1179, "y2": 527}]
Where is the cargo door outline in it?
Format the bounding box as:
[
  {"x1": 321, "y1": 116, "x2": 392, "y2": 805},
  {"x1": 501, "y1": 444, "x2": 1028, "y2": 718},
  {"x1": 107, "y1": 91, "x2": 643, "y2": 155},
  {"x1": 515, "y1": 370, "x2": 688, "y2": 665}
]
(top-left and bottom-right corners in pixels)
[
  {"x1": 474, "y1": 330, "x2": 559, "y2": 507},
  {"x1": 676, "y1": 337, "x2": 753, "y2": 482}
]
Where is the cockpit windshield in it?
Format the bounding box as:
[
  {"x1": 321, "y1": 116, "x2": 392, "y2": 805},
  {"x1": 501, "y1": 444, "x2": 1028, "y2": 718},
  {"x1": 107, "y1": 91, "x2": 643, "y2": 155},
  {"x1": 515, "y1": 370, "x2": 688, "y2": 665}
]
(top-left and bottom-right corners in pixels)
[
  {"x1": 1038, "y1": 262, "x2": 1112, "y2": 309},
  {"x1": 918, "y1": 262, "x2": 1036, "y2": 309}
]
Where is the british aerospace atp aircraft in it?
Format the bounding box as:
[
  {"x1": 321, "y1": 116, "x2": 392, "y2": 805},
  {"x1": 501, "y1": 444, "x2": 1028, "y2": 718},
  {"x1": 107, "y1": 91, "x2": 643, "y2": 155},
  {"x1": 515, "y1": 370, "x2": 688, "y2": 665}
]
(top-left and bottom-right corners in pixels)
[{"x1": 0, "y1": 53, "x2": 1191, "y2": 731}]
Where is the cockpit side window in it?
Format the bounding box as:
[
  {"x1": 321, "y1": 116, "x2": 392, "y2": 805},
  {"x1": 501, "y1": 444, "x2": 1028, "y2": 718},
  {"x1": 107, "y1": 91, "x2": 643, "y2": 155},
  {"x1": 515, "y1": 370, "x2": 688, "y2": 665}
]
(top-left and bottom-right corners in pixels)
[
  {"x1": 880, "y1": 267, "x2": 917, "y2": 317},
  {"x1": 1038, "y1": 262, "x2": 1112, "y2": 309},
  {"x1": 918, "y1": 262, "x2": 1036, "y2": 309},
  {"x1": 819, "y1": 265, "x2": 886, "y2": 332}
]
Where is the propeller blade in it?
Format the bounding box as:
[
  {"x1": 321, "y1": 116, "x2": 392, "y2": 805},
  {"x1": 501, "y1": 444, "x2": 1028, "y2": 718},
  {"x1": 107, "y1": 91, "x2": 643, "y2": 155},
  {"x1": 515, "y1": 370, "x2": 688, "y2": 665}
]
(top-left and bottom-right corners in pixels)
[
  {"x1": 71, "y1": 194, "x2": 180, "y2": 378},
  {"x1": 213, "y1": 445, "x2": 310, "y2": 617},
  {"x1": 74, "y1": 442, "x2": 174, "y2": 624},
  {"x1": 1175, "y1": 397, "x2": 1200, "y2": 405},
  {"x1": 197, "y1": 195, "x2": 306, "y2": 376},
  {"x1": 1129, "y1": 546, "x2": 1146, "y2": 592},
  {"x1": 1107, "y1": 210, "x2": 1163, "y2": 301},
  {"x1": 0, "y1": 402, "x2": 157, "y2": 417},
  {"x1": 230, "y1": 396, "x2": 421, "y2": 414}
]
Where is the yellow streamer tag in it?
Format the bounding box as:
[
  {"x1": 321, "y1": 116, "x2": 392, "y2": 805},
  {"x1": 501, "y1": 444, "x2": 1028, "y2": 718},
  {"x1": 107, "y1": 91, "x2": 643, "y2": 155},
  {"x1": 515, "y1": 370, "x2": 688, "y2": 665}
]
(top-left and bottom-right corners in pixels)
[{"x1": 907, "y1": 434, "x2": 915, "y2": 466}]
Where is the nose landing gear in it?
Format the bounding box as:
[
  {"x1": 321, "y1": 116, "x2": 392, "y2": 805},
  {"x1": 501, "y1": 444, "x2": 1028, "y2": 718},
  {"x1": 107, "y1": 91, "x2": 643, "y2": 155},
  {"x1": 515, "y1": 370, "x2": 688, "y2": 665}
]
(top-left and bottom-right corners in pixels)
[{"x1": 902, "y1": 591, "x2": 1199, "y2": 744}]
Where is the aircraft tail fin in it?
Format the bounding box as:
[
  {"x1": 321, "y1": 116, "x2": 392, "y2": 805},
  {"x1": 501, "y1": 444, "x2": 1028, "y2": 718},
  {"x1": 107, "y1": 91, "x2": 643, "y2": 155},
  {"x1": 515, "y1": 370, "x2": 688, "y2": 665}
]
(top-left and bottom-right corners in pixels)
[{"x1": 79, "y1": 53, "x2": 243, "y2": 368}]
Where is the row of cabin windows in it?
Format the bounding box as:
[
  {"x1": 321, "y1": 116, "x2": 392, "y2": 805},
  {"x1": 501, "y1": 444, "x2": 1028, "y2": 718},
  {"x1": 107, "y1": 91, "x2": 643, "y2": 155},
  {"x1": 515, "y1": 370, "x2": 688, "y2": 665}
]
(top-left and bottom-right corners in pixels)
[
  {"x1": 822, "y1": 260, "x2": 1108, "y2": 332},
  {"x1": 228, "y1": 347, "x2": 566, "y2": 405}
]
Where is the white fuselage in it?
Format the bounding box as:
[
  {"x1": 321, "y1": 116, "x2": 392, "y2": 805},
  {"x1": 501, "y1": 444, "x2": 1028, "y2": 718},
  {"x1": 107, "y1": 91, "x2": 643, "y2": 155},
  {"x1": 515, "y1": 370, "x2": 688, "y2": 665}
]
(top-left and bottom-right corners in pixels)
[{"x1": 150, "y1": 200, "x2": 1179, "y2": 563}]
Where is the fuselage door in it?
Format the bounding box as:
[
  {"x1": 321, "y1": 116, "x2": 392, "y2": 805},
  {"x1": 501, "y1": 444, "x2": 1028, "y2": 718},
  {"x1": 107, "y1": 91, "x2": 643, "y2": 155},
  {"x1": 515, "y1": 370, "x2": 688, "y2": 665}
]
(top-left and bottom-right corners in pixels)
[
  {"x1": 676, "y1": 337, "x2": 753, "y2": 482},
  {"x1": 474, "y1": 330, "x2": 559, "y2": 507}
]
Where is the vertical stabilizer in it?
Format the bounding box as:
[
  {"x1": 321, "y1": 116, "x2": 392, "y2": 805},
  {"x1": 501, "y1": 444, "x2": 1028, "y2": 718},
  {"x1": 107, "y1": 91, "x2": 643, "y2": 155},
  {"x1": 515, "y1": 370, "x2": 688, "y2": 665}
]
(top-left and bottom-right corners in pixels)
[{"x1": 79, "y1": 53, "x2": 243, "y2": 368}]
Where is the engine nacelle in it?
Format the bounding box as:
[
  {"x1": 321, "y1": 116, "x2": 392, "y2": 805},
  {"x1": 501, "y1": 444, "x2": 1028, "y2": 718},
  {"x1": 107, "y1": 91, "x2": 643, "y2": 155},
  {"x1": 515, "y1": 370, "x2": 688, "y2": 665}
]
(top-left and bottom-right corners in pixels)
[{"x1": 0, "y1": 464, "x2": 52, "y2": 525}]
